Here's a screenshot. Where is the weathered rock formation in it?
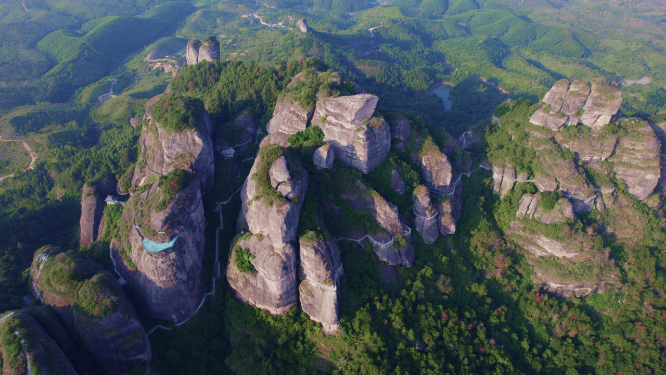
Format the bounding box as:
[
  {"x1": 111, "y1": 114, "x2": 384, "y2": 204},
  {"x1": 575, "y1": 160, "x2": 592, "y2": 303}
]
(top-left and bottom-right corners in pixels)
[
  {"x1": 508, "y1": 221, "x2": 593, "y2": 259},
  {"x1": 312, "y1": 94, "x2": 391, "y2": 174},
  {"x1": 313, "y1": 143, "x2": 335, "y2": 169},
  {"x1": 420, "y1": 139, "x2": 457, "y2": 195},
  {"x1": 413, "y1": 185, "x2": 439, "y2": 244},
  {"x1": 390, "y1": 169, "x2": 405, "y2": 194},
  {"x1": 530, "y1": 79, "x2": 622, "y2": 130},
  {"x1": 30, "y1": 247, "x2": 150, "y2": 374},
  {"x1": 79, "y1": 174, "x2": 118, "y2": 248},
  {"x1": 299, "y1": 233, "x2": 343, "y2": 333},
  {"x1": 228, "y1": 144, "x2": 308, "y2": 313},
  {"x1": 268, "y1": 95, "x2": 314, "y2": 135},
  {"x1": 0, "y1": 311, "x2": 77, "y2": 375},
  {"x1": 296, "y1": 18, "x2": 309, "y2": 33},
  {"x1": 186, "y1": 37, "x2": 220, "y2": 65},
  {"x1": 186, "y1": 38, "x2": 201, "y2": 65},
  {"x1": 113, "y1": 94, "x2": 213, "y2": 323},
  {"x1": 516, "y1": 194, "x2": 575, "y2": 224},
  {"x1": 113, "y1": 175, "x2": 207, "y2": 323},
  {"x1": 390, "y1": 116, "x2": 411, "y2": 141}
]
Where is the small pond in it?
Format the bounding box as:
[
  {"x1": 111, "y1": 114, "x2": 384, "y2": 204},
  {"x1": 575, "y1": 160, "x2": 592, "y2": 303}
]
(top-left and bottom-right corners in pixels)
[{"x1": 432, "y1": 84, "x2": 453, "y2": 111}]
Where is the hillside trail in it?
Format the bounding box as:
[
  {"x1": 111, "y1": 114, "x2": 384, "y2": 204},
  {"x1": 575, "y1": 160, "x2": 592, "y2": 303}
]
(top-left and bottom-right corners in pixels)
[
  {"x1": 368, "y1": 25, "x2": 381, "y2": 37},
  {"x1": 21, "y1": 0, "x2": 44, "y2": 16},
  {"x1": 0, "y1": 136, "x2": 38, "y2": 181}
]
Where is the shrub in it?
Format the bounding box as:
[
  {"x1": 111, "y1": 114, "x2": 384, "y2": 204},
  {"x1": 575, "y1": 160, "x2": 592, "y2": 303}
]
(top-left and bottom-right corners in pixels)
[
  {"x1": 252, "y1": 144, "x2": 285, "y2": 206},
  {"x1": 538, "y1": 192, "x2": 559, "y2": 212},
  {"x1": 155, "y1": 169, "x2": 194, "y2": 212},
  {"x1": 234, "y1": 246, "x2": 256, "y2": 273},
  {"x1": 151, "y1": 95, "x2": 204, "y2": 134},
  {"x1": 288, "y1": 126, "x2": 325, "y2": 148}
]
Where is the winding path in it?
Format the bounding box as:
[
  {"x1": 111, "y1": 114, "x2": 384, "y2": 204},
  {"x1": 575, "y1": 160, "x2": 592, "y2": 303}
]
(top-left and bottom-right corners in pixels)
[
  {"x1": 0, "y1": 136, "x2": 38, "y2": 182},
  {"x1": 21, "y1": 0, "x2": 43, "y2": 16},
  {"x1": 368, "y1": 25, "x2": 381, "y2": 38}
]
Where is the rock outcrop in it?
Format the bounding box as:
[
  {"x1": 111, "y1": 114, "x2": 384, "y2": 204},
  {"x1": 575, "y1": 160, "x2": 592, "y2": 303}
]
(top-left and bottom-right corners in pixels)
[
  {"x1": 0, "y1": 311, "x2": 77, "y2": 375},
  {"x1": 268, "y1": 95, "x2": 314, "y2": 135},
  {"x1": 390, "y1": 169, "x2": 405, "y2": 194},
  {"x1": 113, "y1": 94, "x2": 213, "y2": 323},
  {"x1": 516, "y1": 194, "x2": 575, "y2": 224},
  {"x1": 296, "y1": 18, "x2": 309, "y2": 33},
  {"x1": 530, "y1": 79, "x2": 622, "y2": 130},
  {"x1": 312, "y1": 94, "x2": 391, "y2": 174},
  {"x1": 186, "y1": 37, "x2": 220, "y2": 65},
  {"x1": 313, "y1": 143, "x2": 335, "y2": 169},
  {"x1": 79, "y1": 174, "x2": 118, "y2": 248},
  {"x1": 413, "y1": 185, "x2": 439, "y2": 244},
  {"x1": 390, "y1": 116, "x2": 411, "y2": 141},
  {"x1": 420, "y1": 139, "x2": 457, "y2": 195},
  {"x1": 30, "y1": 247, "x2": 150, "y2": 374},
  {"x1": 299, "y1": 233, "x2": 342, "y2": 333},
  {"x1": 228, "y1": 144, "x2": 308, "y2": 314},
  {"x1": 186, "y1": 39, "x2": 201, "y2": 65}
]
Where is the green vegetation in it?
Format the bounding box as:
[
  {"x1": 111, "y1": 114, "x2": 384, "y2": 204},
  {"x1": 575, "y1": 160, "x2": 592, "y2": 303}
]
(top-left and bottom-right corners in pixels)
[
  {"x1": 538, "y1": 192, "x2": 559, "y2": 212},
  {"x1": 287, "y1": 126, "x2": 325, "y2": 149},
  {"x1": 151, "y1": 95, "x2": 205, "y2": 134},
  {"x1": 251, "y1": 144, "x2": 285, "y2": 207},
  {"x1": 233, "y1": 245, "x2": 256, "y2": 274},
  {"x1": 75, "y1": 273, "x2": 119, "y2": 318},
  {"x1": 156, "y1": 169, "x2": 194, "y2": 212}
]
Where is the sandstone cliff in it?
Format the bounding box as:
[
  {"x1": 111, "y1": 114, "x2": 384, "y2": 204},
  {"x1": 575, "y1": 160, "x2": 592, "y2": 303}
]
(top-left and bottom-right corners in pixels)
[
  {"x1": 30, "y1": 247, "x2": 150, "y2": 374},
  {"x1": 268, "y1": 94, "x2": 315, "y2": 135},
  {"x1": 186, "y1": 37, "x2": 220, "y2": 65},
  {"x1": 312, "y1": 94, "x2": 391, "y2": 174},
  {"x1": 227, "y1": 144, "x2": 308, "y2": 314},
  {"x1": 79, "y1": 174, "x2": 118, "y2": 248},
  {"x1": 413, "y1": 185, "x2": 439, "y2": 244},
  {"x1": 112, "y1": 94, "x2": 213, "y2": 323},
  {"x1": 530, "y1": 79, "x2": 621, "y2": 130},
  {"x1": 0, "y1": 311, "x2": 77, "y2": 375},
  {"x1": 298, "y1": 233, "x2": 342, "y2": 333}
]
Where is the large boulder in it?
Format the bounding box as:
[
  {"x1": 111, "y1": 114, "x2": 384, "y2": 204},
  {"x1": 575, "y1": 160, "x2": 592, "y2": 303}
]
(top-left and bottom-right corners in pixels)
[
  {"x1": 296, "y1": 18, "x2": 309, "y2": 33},
  {"x1": 420, "y1": 138, "x2": 457, "y2": 195},
  {"x1": 298, "y1": 234, "x2": 343, "y2": 333},
  {"x1": 267, "y1": 95, "x2": 315, "y2": 135},
  {"x1": 313, "y1": 143, "x2": 335, "y2": 169},
  {"x1": 30, "y1": 248, "x2": 150, "y2": 374},
  {"x1": 580, "y1": 82, "x2": 622, "y2": 128},
  {"x1": 0, "y1": 311, "x2": 77, "y2": 375},
  {"x1": 199, "y1": 37, "x2": 220, "y2": 62},
  {"x1": 413, "y1": 185, "x2": 438, "y2": 244},
  {"x1": 186, "y1": 39, "x2": 201, "y2": 65},
  {"x1": 79, "y1": 175, "x2": 118, "y2": 247},
  {"x1": 227, "y1": 234, "x2": 299, "y2": 314},
  {"x1": 312, "y1": 94, "x2": 391, "y2": 174},
  {"x1": 229, "y1": 143, "x2": 308, "y2": 314}
]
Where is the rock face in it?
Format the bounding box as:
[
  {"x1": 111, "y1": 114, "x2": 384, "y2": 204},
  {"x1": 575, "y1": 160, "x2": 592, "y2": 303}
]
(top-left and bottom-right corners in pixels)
[
  {"x1": 581, "y1": 82, "x2": 623, "y2": 128},
  {"x1": 530, "y1": 80, "x2": 622, "y2": 129},
  {"x1": 0, "y1": 311, "x2": 77, "y2": 375},
  {"x1": 312, "y1": 94, "x2": 391, "y2": 174},
  {"x1": 228, "y1": 144, "x2": 308, "y2": 314},
  {"x1": 79, "y1": 175, "x2": 117, "y2": 248},
  {"x1": 113, "y1": 177, "x2": 206, "y2": 323},
  {"x1": 516, "y1": 194, "x2": 575, "y2": 224},
  {"x1": 299, "y1": 235, "x2": 343, "y2": 333},
  {"x1": 339, "y1": 185, "x2": 414, "y2": 267},
  {"x1": 113, "y1": 95, "x2": 213, "y2": 323},
  {"x1": 186, "y1": 38, "x2": 201, "y2": 65},
  {"x1": 413, "y1": 185, "x2": 439, "y2": 244},
  {"x1": 296, "y1": 18, "x2": 309, "y2": 33},
  {"x1": 508, "y1": 221, "x2": 593, "y2": 259},
  {"x1": 420, "y1": 141, "x2": 457, "y2": 195},
  {"x1": 313, "y1": 143, "x2": 335, "y2": 169},
  {"x1": 186, "y1": 37, "x2": 220, "y2": 65},
  {"x1": 132, "y1": 98, "x2": 214, "y2": 192},
  {"x1": 30, "y1": 247, "x2": 150, "y2": 374},
  {"x1": 199, "y1": 38, "x2": 220, "y2": 62},
  {"x1": 268, "y1": 95, "x2": 315, "y2": 135}
]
